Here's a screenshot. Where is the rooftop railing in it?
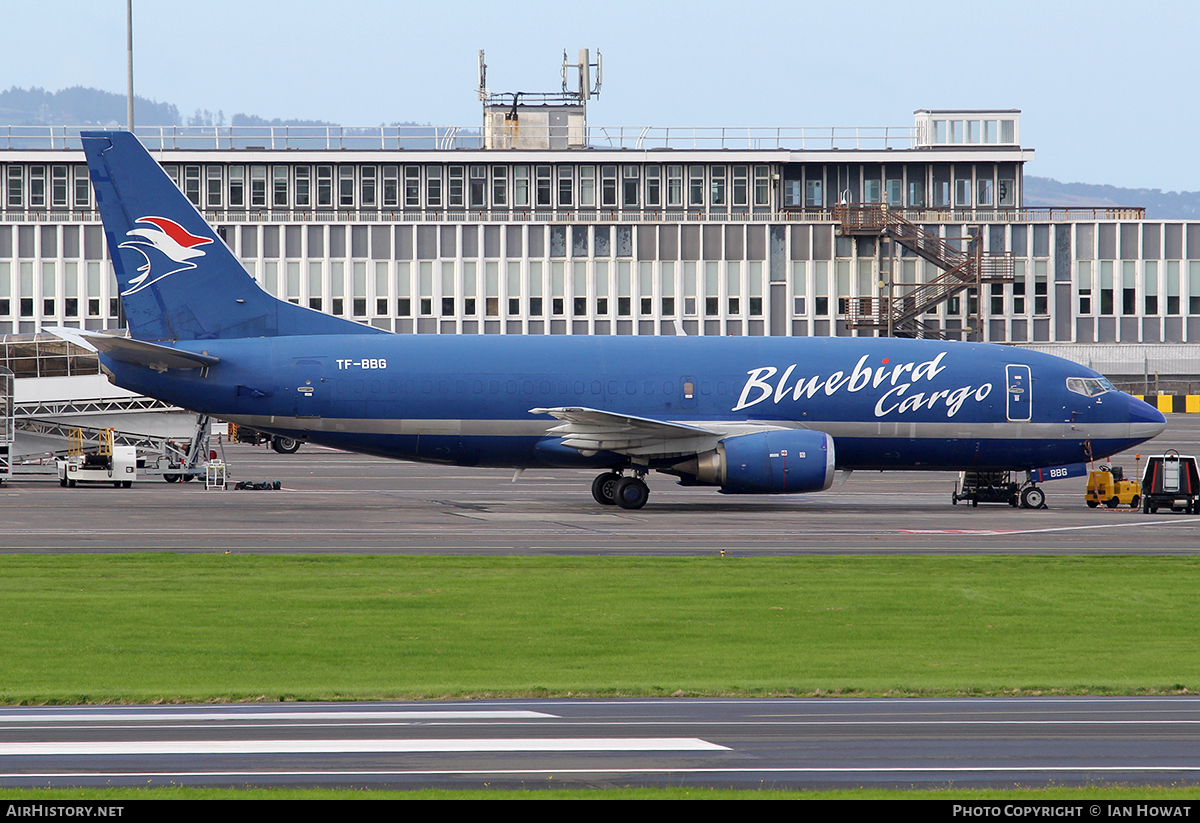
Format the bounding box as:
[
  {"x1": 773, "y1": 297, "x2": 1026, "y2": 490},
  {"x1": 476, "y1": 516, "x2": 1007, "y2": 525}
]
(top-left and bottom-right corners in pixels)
[
  {"x1": 0, "y1": 205, "x2": 1147, "y2": 223},
  {"x1": 0, "y1": 124, "x2": 945, "y2": 152}
]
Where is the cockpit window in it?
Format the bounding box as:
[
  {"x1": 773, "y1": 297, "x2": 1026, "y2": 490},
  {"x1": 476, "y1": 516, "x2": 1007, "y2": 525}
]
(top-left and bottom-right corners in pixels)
[{"x1": 1066, "y1": 377, "x2": 1111, "y2": 398}]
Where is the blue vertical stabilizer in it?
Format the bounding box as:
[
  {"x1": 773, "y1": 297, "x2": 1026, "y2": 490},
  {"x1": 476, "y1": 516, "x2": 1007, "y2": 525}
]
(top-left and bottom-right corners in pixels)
[{"x1": 81, "y1": 131, "x2": 385, "y2": 342}]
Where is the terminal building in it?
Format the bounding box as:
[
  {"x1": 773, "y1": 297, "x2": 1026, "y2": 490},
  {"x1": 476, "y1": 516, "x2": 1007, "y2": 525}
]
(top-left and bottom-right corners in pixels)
[{"x1": 0, "y1": 56, "x2": 1195, "y2": 389}]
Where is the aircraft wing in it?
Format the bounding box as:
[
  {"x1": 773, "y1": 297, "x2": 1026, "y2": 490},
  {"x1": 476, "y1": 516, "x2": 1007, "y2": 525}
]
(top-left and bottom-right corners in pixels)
[{"x1": 531, "y1": 406, "x2": 785, "y2": 458}]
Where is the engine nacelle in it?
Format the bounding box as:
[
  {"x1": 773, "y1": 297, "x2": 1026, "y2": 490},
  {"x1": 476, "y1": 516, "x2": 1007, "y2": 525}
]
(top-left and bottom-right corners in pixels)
[{"x1": 672, "y1": 429, "x2": 836, "y2": 494}]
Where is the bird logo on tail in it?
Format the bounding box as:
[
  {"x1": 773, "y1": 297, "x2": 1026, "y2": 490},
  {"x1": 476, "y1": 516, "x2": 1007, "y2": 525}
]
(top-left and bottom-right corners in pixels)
[{"x1": 117, "y1": 216, "x2": 214, "y2": 296}]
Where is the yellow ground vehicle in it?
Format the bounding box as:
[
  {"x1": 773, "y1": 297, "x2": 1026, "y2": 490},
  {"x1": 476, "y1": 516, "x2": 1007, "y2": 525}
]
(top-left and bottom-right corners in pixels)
[{"x1": 1085, "y1": 465, "x2": 1140, "y2": 509}]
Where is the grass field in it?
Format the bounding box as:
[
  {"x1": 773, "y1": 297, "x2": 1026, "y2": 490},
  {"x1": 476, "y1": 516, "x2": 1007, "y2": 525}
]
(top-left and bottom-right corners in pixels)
[{"x1": 1, "y1": 554, "x2": 1198, "y2": 702}]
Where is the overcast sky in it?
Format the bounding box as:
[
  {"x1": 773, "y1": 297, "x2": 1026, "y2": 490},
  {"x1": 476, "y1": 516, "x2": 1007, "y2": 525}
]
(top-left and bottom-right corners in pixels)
[{"x1": 4, "y1": 0, "x2": 1198, "y2": 191}]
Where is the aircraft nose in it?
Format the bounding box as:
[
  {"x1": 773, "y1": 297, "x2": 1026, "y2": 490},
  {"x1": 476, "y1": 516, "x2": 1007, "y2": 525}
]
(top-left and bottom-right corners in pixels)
[{"x1": 1127, "y1": 394, "x2": 1167, "y2": 438}]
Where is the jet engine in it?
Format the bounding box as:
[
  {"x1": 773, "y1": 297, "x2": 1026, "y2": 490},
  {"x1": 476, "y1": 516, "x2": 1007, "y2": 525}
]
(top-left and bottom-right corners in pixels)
[{"x1": 668, "y1": 429, "x2": 835, "y2": 494}]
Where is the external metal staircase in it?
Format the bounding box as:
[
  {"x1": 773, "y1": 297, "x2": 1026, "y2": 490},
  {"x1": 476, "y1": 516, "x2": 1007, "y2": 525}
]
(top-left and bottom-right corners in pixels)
[{"x1": 833, "y1": 204, "x2": 1014, "y2": 339}]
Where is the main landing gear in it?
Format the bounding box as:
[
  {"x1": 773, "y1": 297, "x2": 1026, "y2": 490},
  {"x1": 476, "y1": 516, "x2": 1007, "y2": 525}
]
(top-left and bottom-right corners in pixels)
[{"x1": 591, "y1": 470, "x2": 650, "y2": 510}]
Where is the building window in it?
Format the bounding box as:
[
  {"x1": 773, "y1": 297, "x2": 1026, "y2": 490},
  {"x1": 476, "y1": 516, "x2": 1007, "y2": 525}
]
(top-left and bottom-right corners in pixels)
[
  {"x1": 601, "y1": 165, "x2": 617, "y2": 208},
  {"x1": 710, "y1": 165, "x2": 726, "y2": 207},
  {"x1": 447, "y1": 166, "x2": 463, "y2": 207},
  {"x1": 51, "y1": 165, "x2": 68, "y2": 208},
  {"x1": 754, "y1": 166, "x2": 770, "y2": 207},
  {"x1": 295, "y1": 166, "x2": 311, "y2": 208},
  {"x1": 954, "y1": 178, "x2": 971, "y2": 207},
  {"x1": 732, "y1": 165, "x2": 748, "y2": 208},
  {"x1": 1034, "y1": 261, "x2": 1048, "y2": 314},
  {"x1": 645, "y1": 165, "x2": 661, "y2": 208},
  {"x1": 667, "y1": 165, "x2": 683, "y2": 208},
  {"x1": 998, "y1": 178, "x2": 1015, "y2": 207},
  {"x1": 382, "y1": 166, "x2": 398, "y2": 208},
  {"x1": 689, "y1": 166, "x2": 704, "y2": 207},
  {"x1": 403, "y1": 166, "x2": 420, "y2": 208},
  {"x1": 28, "y1": 166, "x2": 45, "y2": 208},
  {"x1": 207, "y1": 166, "x2": 223, "y2": 208},
  {"x1": 184, "y1": 166, "x2": 201, "y2": 206},
  {"x1": 361, "y1": 166, "x2": 377, "y2": 207},
  {"x1": 469, "y1": 165, "x2": 486, "y2": 208},
  {"x1": 229, "y1": 166, "x2": 245, "y2": 208},
  {"x1": 805, "y1": 179, "x2": 823, "y2": 208},
  {"x1": 622, "y1": 166, "x2": 639, "y2": 208},
  {"x1": 513, "y1": 166, "x2": 529, "y2": 208},
  {"x1": 1144, "y1": 261, "x2": 1158, "y2": 315},
  {"x1": 317, "y1": 166, "x2": 333, "y2": 208},
  {"x1": 886, "y1": 178, "x2": 902, "y2": 207},
  {"x1": 273, "y1": 166, "x2": 289, "y2": 208},
  {"x1": 1122, "y1": 261, "x2": 1136, "y2": 315},
  {"x1": 578, "y1": 166, "x2": 594, "y2": 208},
  {"x1": 339, "y1": 166, "x2": 355, "y2": 208},
  {"x1": 491, "y1": 166, "x2": 508, "y2": 207},
  {"x1": 7, "y1": 166, "x2": 23, "y2": 208},
  {"x1": 557, "y1": 165, "x2": 573, "y2": 208},
  {"x1": 1167, "y1": 260, "x2": 1180, "y2": 314},
  {"x1": 250, "y1": 166, "x2": 267, "y2": 208},
  {"x1": 73, "y1": 165, "x2": 90, "y2": 208},
  {"x1": 426, "y1": 166, "x2": 442, "y2": 208},
  {"x1": 864, "y1": 178, "x2": 881, "y2": 204},
  {"x1": 535, "y1": 165, "x2": 552, "y2": 207},
  {"x1": 977, "y1": 179, "x2": 994, "y2": 207}
]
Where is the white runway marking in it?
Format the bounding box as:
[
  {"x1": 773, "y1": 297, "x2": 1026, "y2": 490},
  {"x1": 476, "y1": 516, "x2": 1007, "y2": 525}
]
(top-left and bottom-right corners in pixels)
[
  {"x1": 0, "y1": 738, "x2": 727, "y2": 755},
  {"x1": 0, "y1": 710, "x2": 554, "y2": 723},
  {"x1": 3, "y1": 765, "x2": 1198, "y2": 781}
]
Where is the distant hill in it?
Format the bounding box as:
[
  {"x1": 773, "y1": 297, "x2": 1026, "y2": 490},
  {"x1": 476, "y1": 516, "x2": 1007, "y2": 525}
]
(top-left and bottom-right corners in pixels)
[
  {"x1": 230, "y1": 113, "x2": 337, "y2": 127},
  {"x1": 0, "y1": 85, "x2": 179, "y2": 127},
  {"x1": 1024, "y1": 176, "x2": 1200, "y2": 220}
]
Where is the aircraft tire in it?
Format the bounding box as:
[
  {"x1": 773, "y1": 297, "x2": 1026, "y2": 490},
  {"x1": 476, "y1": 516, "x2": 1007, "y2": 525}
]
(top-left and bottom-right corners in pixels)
[
  {"x1": 272, "y1": 436, "x2": 301, "y2": 454},
  {"x1": 591, "y1": 472, "x2": 620, "y2": 506},
  {"x1": 613, "y1": 477, "x2": 649, "y2": 510},
  {"x1": 1020, "y1": 486, "x2": 1046, "y2": 510}
]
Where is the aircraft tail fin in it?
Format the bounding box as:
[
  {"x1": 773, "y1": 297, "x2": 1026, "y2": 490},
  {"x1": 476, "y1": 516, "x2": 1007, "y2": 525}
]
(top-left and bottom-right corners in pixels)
[{"x1": 81, "y1": 131, "x2": 385, "y2": 342}]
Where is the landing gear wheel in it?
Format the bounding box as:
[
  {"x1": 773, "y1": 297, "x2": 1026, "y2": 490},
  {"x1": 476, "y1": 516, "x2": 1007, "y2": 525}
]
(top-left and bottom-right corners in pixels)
[
  {"x1": 1020, "y1": 486, "x2": 1046, "y2": 510},
  {"x1": 272, "y1": 436, "x2": 301, "y2": 454},
  {"x1": 591, "y1": 472, "x2": 620, "y2": 506},
  {"x1": 613, "y1": 477, "x2": 649, "y2": 510}
]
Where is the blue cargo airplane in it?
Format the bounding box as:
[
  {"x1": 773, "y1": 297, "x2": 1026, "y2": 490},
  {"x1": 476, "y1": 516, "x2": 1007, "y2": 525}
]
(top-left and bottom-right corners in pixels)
[{"x1": 58, "y1": 131, "x2": 1166, "y2": 509}]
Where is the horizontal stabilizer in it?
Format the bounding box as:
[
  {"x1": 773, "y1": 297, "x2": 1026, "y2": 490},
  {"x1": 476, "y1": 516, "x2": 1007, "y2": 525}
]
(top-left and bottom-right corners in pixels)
[{"x1": 44, "y1": 327, "x2": 219, "y2": 372}]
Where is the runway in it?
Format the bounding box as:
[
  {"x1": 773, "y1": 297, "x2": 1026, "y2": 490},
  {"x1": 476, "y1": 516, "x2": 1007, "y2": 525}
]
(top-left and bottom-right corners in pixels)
[
  {"x1": 3, "y1": 417, "x2": 1200, "y2": 554},
  {"x1": 4, "y1": 417, "x2": 1199, "y2": 793},
  {"x1": 2, "y1": 698, "x2": 1199, "y2": 790}
]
